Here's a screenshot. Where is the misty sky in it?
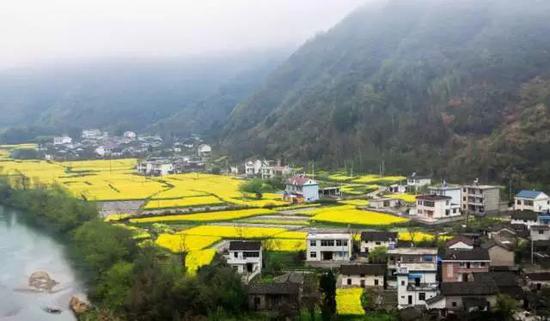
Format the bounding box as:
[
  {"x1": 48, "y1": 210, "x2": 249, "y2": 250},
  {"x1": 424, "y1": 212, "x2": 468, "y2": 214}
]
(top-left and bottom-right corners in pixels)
[{"x1": 0, "y1": 0, "x2": 365, "y2": 69}]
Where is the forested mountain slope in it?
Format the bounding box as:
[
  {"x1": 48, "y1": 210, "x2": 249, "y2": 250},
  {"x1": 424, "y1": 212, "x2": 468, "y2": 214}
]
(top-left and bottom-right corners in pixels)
[{"x1": 223, "y1": 0, "x2": 550, "y2": 187}]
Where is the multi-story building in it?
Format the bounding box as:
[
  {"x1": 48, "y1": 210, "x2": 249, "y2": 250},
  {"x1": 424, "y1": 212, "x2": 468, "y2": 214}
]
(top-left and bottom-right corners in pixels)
[
  {"x1": 514, "y1": 190, "x2": 550, "y2": 212},
  {"x1": 406, "y1": 173, "x2": 432, "y2": 191},
  {"x1": 416, "y1": 195, "x2": 461, "y2": 221},
  {"x1": 225, "y1": 241, "x2": 262, "y2": 282},
  {"x1": 428, "y1": 182, "x2": 462, "y2": 208},
  {"x1": 306, "y1": 232, "x2": 352, "y2": 262},
  {"x1": 441, "y1": 249, "x2": 491, "y2": 283},
  {"x1": 340, "y1": 264, "x2": 386, "y2": 288},
  {"x1": 461, "y1": 182, "x2": 501, "y2": 215},
  {"x1": 387, "y1": 247, "x2": 439, "y2": 308},
  {"x1": 360, "y1": 231, "x2": 398, "y2": 254}
]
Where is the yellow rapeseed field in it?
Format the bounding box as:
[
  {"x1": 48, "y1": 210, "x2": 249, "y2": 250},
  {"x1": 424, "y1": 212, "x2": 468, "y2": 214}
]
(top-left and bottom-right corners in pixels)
[
  {"x1": 130, "y1": 208, "x2": 274, "y2": 223},
  {"x1": 185, "y1": 249, "x2": 216, "y2": 275},
  {"x1": 336, "y1": 288, "x2": 365, "y2": 315},
  {"x1": 310, "y1": 206, "x2": 408, "y2": 226},
  {"x1": 387, "y1": 193, "x2": 417, "y2": 203},
  {"x1": 340, "y1": 199, "x2": 370, "y2": 206},
  {"x1": 156, "y1": 233, "x2": 221, "y2": 252},
  {"x1": 352, "y1": 175, "x2": 405, "y2": 185},
  {"x1": 264, "y1": 239, "x2": 305, "y2": 252}
]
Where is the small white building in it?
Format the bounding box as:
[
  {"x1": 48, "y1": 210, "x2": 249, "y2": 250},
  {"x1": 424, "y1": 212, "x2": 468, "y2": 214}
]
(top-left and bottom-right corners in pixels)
[
  {"x1": 123, "y1": 131, "x2": 137, "y2": 140},
  {"x1": 514, "y1": 190, "x2": 550, "y2": 212},
  {"x1": 306, "y1": 232, "x2": 352, "y2": 262},
  {"x1": 95, "y1": 146, "x2": 111, "y2": 157},
  {"x1": 81, "y1": 129, "x2": 103, "y2": 139},
  {"x1": 531, "y1": 225, "x2": 550, "y2": 241},
  {"x1": 340, "y1": 264, "x2": 386, "y2": 288},
  {"x1": 225, "y1": 241, "x2": 262, "y2": 282},
  {"x1": 284, "y1": 175, "x2": 319, "y2": 203},
  {"x1": 360, "y1": 231, "x2": 398, "y2": 254},
  {"x1": 53, "y1": 136, "x2": 72, "y2": 145},
  {"x1": 416, "y1": 194, "x2": 461, "y2": 221},
  {"x1": 136, "y1": 159, "x2": 174, "y2": 176},
  {"x1": 407, "y1": 173, "x2": 432, "y2": 191},
  {"x1": 387, "y1": 247, "x2": 439, "y2": 309},
  {"x1": 197, "y1": 144, "x2": 212, "y2": 158},
  {"x1": 368, "y1": 198, "x2": 400, "y2": 209}
]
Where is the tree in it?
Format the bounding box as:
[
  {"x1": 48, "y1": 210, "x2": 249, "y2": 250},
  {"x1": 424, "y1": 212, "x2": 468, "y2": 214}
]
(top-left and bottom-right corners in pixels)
[
  {"x1": 239, "y1": 179, "x2": 273, "y2": 199},
  {"x1": 319, "y1": 271, "x2": 337, "y2": 321},
  {"x1": 494, "y1": 294, "x2": 518, "y2": 321},
  {"x1": 369, "y1": 246, "x2": 388, "y2": 264}
]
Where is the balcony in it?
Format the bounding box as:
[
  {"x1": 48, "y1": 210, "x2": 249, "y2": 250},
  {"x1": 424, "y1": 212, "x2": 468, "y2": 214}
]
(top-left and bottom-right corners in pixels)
[{"x1": 407, "y1": 283, "x2": 439, "y2": 291}]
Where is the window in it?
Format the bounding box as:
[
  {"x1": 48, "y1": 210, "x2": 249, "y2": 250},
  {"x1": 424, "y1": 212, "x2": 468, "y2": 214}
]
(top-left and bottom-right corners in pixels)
[
  {"x1": 233, "y1": 252, "x2": 238, "y2": 258},
  {"x1": 310, "y1": 240, "x2": 316, "y2": 246},
  {"x1": 360, "y1": 274, "x2": 365, "y2": 278},
  {"x1": 360, "y1": 280, "x2": 365, "y2": 288},
  {"x1": 446, "y1": 210, "x2": 450, "y2": 216},
  {"x1": 321, "y1": 240, "x2": 335, "y2": 247},
  {"x1": 401, "y1": 280, "x2": 405, "y2": 286},
  {"x1": 452, "y1": 302, "x2": 457, "y2": 307},
  {"x1": 244, "y1": 251, "x2": 259, "y2": 258},
  {"x1": 540, "y1": 230, "x2": 545, "y2": 235},
  {"x1": 517, "y1": 200, "x2": 521, "y2": 205},
  {"x1": 347, "y1": 278, "x2": 352, "y2": 285},
  {"x1": 336, "y1": 240, "x2": 343, "y2": 246},
  {"x1": 480, "y1": 262, "x2": 486, "y2": 267},
  {"x1": 375, "y1": 241, "x2": 381, "y2": 245},
  {"x1": 374, "y1": 279, "x2": 379, "y2": 286},
  {"x1": 310, "y1": 251, "x2": 317, "y2": 258},
  {"x1": 459, "y1": 262, "x2": 465, "y2": 267},
  {"x1": 419, "y1": 293, "x2": 426, "y2": 301}
]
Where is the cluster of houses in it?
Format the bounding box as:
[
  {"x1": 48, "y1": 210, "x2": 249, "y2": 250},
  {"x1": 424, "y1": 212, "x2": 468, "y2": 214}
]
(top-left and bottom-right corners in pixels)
[
  {"x1": 221, "y1": 216, "x2": 550, "y2": 317},
  {"x1": 42, "y1": 129, "x2": 213, "y2": 162},
  {"x1": 135, "y1": 145, "x2": 211, "y2": 176},
  {"x1": 230, "y1": 159, "x2": 294, "y2": 180}
]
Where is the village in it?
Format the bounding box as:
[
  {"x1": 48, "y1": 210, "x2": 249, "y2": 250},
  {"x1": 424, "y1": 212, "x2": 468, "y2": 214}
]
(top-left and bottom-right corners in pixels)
[{"x1": 0, "y1": 140, "x2": 550, "y2": 321}]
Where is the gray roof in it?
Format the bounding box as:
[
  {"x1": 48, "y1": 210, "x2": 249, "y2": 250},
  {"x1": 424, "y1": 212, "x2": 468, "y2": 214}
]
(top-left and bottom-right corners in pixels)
[
  {"x1": 441, "y1": 280, "x2": 499, "y2": 296},
  {"x1": 526, "y1": 272, "x2": 550, "y2": 281},
  {"x1": 248, "y1": 282, "x2": 299, "y2": 295},
  {"x1": 511, "y1": 211, "x2": 538, "y2": 221},
  {"x1": 229, "y1": 241, "x2": 261, "y2": 251},
  {"x1": 340, "y1": 264, "x2": 386, "y2": 276},
  {"x1": 442, "y1": 248, "x2": 490, "y2": 261},
  {"x1": 361, "y1": 231, "x2": 398, "y2": 242}
]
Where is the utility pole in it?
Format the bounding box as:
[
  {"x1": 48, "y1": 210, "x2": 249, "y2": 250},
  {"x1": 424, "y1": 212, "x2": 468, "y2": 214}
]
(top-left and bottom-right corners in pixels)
[{"x1": 312, "y1": 160, "x2": 315, "y2": 180}]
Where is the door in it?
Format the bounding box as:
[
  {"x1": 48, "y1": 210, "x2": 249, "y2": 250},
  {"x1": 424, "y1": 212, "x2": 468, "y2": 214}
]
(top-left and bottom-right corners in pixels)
[
  {"x1": 408, "y1": 296, "x2": 413, "y2": 305},
  {"x1": 322, "y1": 251, "x2": 333, "y2": 261},
  {"x1": 246, "y1": 263, "x2": 253, "y2": 273}
]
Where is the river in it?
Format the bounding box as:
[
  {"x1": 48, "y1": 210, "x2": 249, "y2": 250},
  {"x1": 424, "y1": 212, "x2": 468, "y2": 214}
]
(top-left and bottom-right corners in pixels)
[{"x1": 0, "y1": 206, "x2": 85, "y2": 321}]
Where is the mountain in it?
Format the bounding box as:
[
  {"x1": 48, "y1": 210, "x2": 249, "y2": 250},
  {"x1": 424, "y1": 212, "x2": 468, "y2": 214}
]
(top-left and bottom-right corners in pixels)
[
  {"x1": 222, "y1": 0, "x2": 550, "y2": 187},
  {"x1": 0, "y1": 51, "x2": 284, "y2": 142}
]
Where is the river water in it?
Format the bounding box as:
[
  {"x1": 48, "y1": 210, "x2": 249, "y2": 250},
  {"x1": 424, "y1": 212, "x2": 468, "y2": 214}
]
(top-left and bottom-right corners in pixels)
[{"x1": 0, "y1": 206, "x2": 85, "y2": 321}]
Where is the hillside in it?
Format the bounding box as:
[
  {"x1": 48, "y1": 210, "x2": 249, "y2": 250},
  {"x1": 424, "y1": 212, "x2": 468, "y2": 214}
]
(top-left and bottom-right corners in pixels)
[
  {"x1": 0, "y1": 51, "x2": 284, "y2": 142},
  {"x1": 222, "y1": 0, "x2": 550, "y2": 187}
]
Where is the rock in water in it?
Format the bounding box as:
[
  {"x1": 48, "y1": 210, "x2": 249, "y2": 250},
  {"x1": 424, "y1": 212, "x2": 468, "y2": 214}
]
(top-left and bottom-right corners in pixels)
[{"x1": 28, "y1": 271, "x2": 58, "y2": 292}]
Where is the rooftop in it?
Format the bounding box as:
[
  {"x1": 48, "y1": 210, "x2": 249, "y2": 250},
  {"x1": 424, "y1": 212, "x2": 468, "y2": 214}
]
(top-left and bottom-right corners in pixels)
[
  {"x1": 416, "y1": 194, "x2": 451, "y2": 201},
  {"x1": 388, "y1": 248, "x2": 438, "y2": 256},
  {"x1": 441, "y1": 280, "x2": 499, "y2": 296},
  {"x1": 287, "y1": 175, "x2": 318, "y2": 186},
  {"x1": 360, "y1": 231, "x2": 398, "y2": 242},
  {"x1": 307, "y1": 232, "x2": 352, "y2": 240},
  {"x1": 511, "y1": 211, "x2": 539, "y2": 221},
  {"x1": 248, "y1": 282, "x2": 299, "y2": 295},
  {"x1": 229, "y1": 241, "x2": 262, "y2": 251},
  {"x1": 516, "y1": 190, "x2": 548, "y2": 199},
  {"x1": 340, "y1": 264, "x2": 386, "y2": 276},
  {"x1": 445, "y1": 236, "x2": 474, "y2": 247}
]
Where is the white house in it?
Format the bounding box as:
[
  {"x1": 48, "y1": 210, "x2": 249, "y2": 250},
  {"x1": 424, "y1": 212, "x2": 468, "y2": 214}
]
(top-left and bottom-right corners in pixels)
[
  {"x1": 514, "y1": 190, "x2": 550, "y2": 212},
  {"x1": 510, "y1": 211, "x2": 539, "y2": 229},
  {"x1": 306, "y1": 232, "x2": 352, "y2": 262},
  {"x1": 340, "y1": 264, "x2": 386, "y2": 288},
  {"x1": 368, "y1": 198, "x2": 401, "y2": 209},
  {"x1": 407, "y1": 173, "x2": 432, "y2": 191},
  {"x1": 136, "y1": 159, "x2": 174, "y2": 176},
  {"x1": 360, "y1": 231, "x2": 398, "y2": 254},
  {"x1": 530, "y1": 225, "x2": 550, "y2": 241},
  {"x1": 429, "y1": 182, "x2": 462, "y2": 209},
  {"x1": 53, "y1": 136, "x2": 72, "y2": 145},
  {"x1": 123, "y1": 131, "x2": 137, "y2": 140},
  {"x1": 95, "y1": 146, "x2": 111, "y2": 157},
  {"x1": 81, "y1": 129, "x2": 103, "y2": 139},
  {"x1": 387, "y1": 247, "x2": 439, "y2": 308},
  {"x1": 284, "y1": 175, "x2": 319, "y2": 203},
  {"x1": 416, "y1": 195, "x2": 461, "y2": 221},
  {"x1": 197, "y1": 144, "x2": 212, "y2": 158},
  {"x1": 225, "y1": 241, "x2": 262, "y2": 282}
]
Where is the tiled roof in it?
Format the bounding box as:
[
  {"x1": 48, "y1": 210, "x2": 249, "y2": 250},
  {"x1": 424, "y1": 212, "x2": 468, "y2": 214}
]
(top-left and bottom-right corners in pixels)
[
  {"x1": 441, "y1": 280, "x2": 498, "y2": 296},
  {"x1": 446, "y1": 236, "x2": 474, "y2": 247},
  {"x1": 340, "y1": 264, "x2": 386, "y2": 276},
  {"x1": 229, "y1": 241, "x2": 261, "y2": 251},
  {"x1": 416, "y1": 194, "x2": 451, "y2": 201},
  {"x1": 511, "y1": 211, "x2": 539, "y2": 221},
  {"x1": 286, "y1": 175, "x2": 317, "y2": 186},
  {"x1": 248, "y1": 282, "x2": 300, "y2": 295},
  {"x1": 516, "y1": 190, "x2": 545, "y2": 199},
  {"x1": 361, "y1": 231, "x2": 398, "y2": 242}
]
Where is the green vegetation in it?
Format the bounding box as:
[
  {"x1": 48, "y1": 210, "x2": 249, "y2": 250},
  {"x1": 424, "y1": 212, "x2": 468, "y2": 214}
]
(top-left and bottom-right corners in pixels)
[{"x1": 223, "y1": 0, "x2": 550, "y2": 189}]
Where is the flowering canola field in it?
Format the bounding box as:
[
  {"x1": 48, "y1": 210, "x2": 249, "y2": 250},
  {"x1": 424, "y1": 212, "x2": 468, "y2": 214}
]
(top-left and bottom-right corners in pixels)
[
  {"x1": 185, "y1": 249, "x2": 216, "y2": 275},
  {"x1": 310, "y1": 206, "x2": 408, "y2": 226},
  {"x1": 336, "y1": 288, "x2": 365, "y2": 315},
  {"x1": 352, "y1": 175, "x2": 405, "y2": 184},
  {"x1": 387, "y1": 193, "x2": 417, "y2": 203}
]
